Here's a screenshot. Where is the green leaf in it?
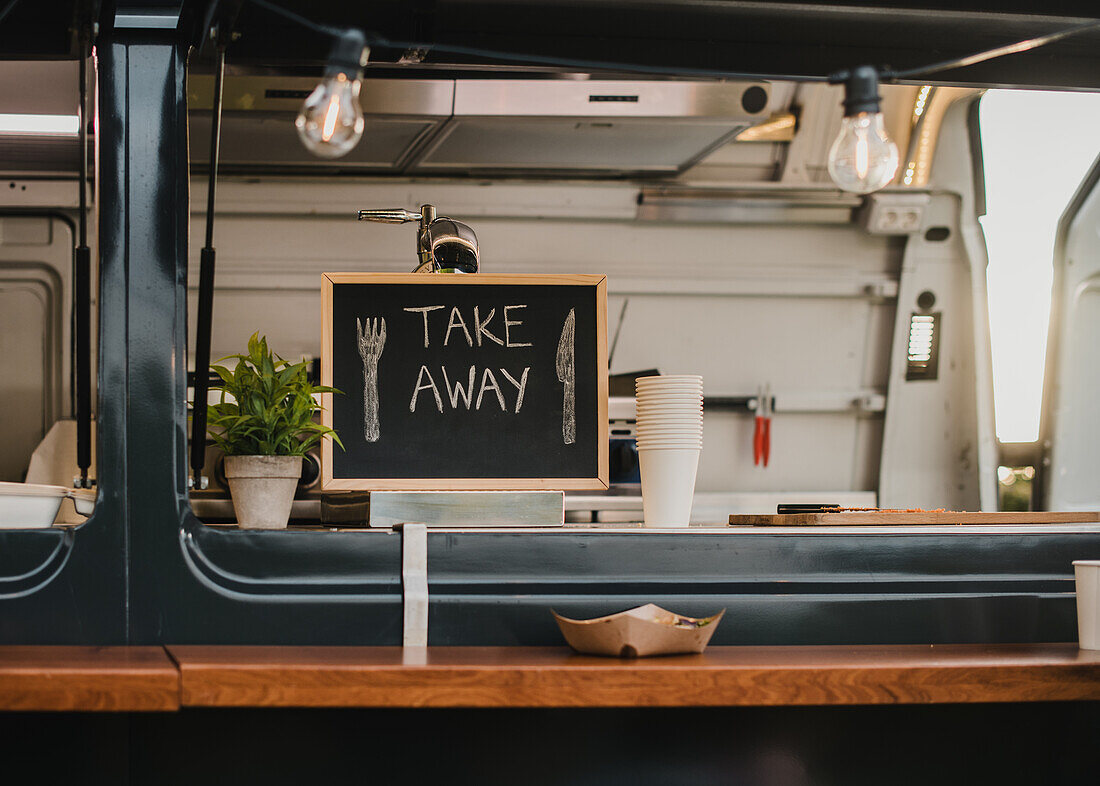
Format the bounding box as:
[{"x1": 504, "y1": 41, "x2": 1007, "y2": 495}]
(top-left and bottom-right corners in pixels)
[{"x1": 190, "y1": 332, "x2": 344, "y2": 456}]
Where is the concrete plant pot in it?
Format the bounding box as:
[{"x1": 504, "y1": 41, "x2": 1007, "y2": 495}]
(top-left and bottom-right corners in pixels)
[{"x1": 223, "y1": 455, "x2": 302, "y2": 530}]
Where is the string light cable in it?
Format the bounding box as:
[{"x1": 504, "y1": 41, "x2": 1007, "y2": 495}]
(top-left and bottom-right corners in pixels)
[
  {"x1": 252, "y1": 0, "x2": 1100, "y2": 83},
  {"x1": 0, "y1": 0, "x2": 20, "y2": 27},
  {"x1": 883, "y1": 19, "x2": 1100, "y2": 81}
]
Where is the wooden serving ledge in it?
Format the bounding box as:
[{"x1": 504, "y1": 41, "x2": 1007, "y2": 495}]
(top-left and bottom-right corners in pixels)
[
  {"x1": 0, "y1": 646, "x2": 179, "y2": 711},
  {"x1": 3, "y1": 644, "x2": 1098, "y2": 711},
  {"x1": 168, "y1": 644, "x2": 1100, "y2": 708}
]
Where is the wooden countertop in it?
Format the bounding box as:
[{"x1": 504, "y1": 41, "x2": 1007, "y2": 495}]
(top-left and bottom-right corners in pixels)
[
  {"x1": 168, "y1": 643, "x2": 1100, "y2": 709},
  {"x1": 2, "y1": 644, "x2": 1096, "y2": 711},
  {"x1": 0, "y1": 646, "x2": 179, "y2": 711}
]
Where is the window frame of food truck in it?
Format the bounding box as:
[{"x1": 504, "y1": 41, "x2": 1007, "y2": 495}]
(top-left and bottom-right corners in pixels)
[
  {"x1": 131, "y1": 22, "x2": 1100, "y2": 645},
  {"x1": 2, "y1": 6, "x2": 1098, "y2": 649},
  {"x1": 176, "y1": 89, "x2": 1095, "y2": 645}
]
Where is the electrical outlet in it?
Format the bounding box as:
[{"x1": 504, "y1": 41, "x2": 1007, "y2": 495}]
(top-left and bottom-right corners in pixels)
[{"x1": 859, "y1": 193, "x2": 931, "y2": 235}]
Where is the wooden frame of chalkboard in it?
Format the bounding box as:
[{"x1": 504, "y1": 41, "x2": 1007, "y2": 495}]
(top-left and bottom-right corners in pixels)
[{"x1": 321, "y1": 273, "x2": 608, "y2": 490}]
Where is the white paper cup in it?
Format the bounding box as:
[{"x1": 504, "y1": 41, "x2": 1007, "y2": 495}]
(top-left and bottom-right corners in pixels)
[
  {"x1": 637, "y1": 412, "x2": 703, "y2": 423},
  {"x1": 636, "y1": 382, "x2": 702, "y2": 390},
  {"x1": 638, "y1": 417, "x2": 704, "y2": 424},
  {"x1": 638, "y1": 442, "x2": 703, "y2": 449},
  {"x1": 637, "y1": 397, "x2": 702, "y2": 403},
  {"x1": 637, "y1": 390, "x2": 701, "y2": 396},
  {"x1": 1074, "y1": 561, "x2": 1100, "y2": 650},
  {"x1": 636, "y1": 401, "x2": 702, "y2": 407},
  {"x1": 636, "y1": 401, "x2": 703, "y2": 410},
  {"x1": 638, "y1": 447, "x2": 700, "y2": 528},
  {"x1": 635, "y1": 401, "x2": 703, "y2": 409},
  {"x1": 636, "y1": 375, "x2": 702, "y2": 384},
  {"x1": 637, "y1": 416, "x2": 702, "y2": 424},
  {"x1": 638, "y1": 424, "x2": 704, "y2": 430},
  {"x1": 636, "y1": 388, "x2": 703, "y2": 396},
  {"x1": 638, "y1": 416, "x2": 702, "y2": 422},
  {"x1": 636, "y1": 386, "x2": 703, "y2": 393},
  {"x1": 638, "y1": 425, "x2": 702, "y2": 432},
  {"x1": 637, "y1": 433, "x2": 703, "y2": 442}
]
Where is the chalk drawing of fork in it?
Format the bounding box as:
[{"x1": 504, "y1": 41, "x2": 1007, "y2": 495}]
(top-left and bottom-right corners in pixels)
[{"x1": 357, "y1": 316, "x2": 386, "y2": 442}]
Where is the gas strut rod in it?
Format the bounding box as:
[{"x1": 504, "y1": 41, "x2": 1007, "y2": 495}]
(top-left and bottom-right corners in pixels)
[
  {"x1": 190, "y1": 44, "x2": 227, "y2": 489},
  {"x1": 75, "y1": 30, "x2": 92, "y2": 488}
]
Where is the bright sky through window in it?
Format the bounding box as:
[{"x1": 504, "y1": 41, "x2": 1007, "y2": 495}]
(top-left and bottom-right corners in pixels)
[{"x1": 979, "y1": 90, "x2": 1100, "y2": 443}]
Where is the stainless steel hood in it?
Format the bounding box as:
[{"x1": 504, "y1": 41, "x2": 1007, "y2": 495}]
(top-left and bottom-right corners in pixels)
[{"x1": 188, "y1": 76, "x2": 770, "y2": 177}]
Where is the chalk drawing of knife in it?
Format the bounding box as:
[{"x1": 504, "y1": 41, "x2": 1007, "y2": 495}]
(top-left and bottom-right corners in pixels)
[{"x1": 556, "y1": 308, "x2": 576, "y2": 445}]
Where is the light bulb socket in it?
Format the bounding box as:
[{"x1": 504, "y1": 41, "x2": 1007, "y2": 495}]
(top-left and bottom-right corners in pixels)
[
  {"x1": 325, "y1": 28, "x2": 369, "y2": 79},
  {"x1": 840, "y1": 65, "x2": 882, "y2": 117}
]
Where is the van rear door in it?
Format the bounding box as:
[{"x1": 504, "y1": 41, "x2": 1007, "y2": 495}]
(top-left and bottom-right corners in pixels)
[{"x1": 1038, "y1": 154, "x2": 1100, "y2": 510}]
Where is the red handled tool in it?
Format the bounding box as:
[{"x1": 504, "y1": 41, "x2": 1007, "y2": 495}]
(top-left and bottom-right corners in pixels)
[{"x1": 753, "y1": 384, "x2": 772, "y2": 467}]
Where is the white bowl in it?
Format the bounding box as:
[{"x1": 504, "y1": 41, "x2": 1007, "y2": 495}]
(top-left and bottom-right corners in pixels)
[
  {"x1": 70, "y1": 490, "x2": 96, "y2": 516},
  {"x1": 0, "y1": 482, "x2": 69, "y2": 529}
]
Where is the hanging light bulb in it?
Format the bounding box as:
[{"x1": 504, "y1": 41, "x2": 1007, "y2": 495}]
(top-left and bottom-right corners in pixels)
[
  {"x1": 827, "y1": 66, "x2": 899, "y2": 194},
  {"x1": 296, "y1": 29, "x2": 368, "y2": 159}
]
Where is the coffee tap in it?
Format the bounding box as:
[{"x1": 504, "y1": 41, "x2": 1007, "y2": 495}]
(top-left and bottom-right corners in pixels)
[{"x1": 357, "y1": 204, "x2": 479, "y2": 273}]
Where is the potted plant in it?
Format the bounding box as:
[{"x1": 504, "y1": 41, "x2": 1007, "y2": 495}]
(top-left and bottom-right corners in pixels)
[{"x1": 203, "y1": 333, "x2": 341, "y2": 529}]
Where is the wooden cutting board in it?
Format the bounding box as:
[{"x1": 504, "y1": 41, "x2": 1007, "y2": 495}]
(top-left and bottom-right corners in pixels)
[{"x1": 729, "y1": 510, "x2": 1100, "y2": 526}]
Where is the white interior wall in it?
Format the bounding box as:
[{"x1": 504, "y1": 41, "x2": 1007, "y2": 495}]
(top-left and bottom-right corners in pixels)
[
  {"x1": 0, "y1": 215, "x2": 74, "y2": 481},
  {"x1": 191, "y1": 178, "x2": 902, "y2": 494}
]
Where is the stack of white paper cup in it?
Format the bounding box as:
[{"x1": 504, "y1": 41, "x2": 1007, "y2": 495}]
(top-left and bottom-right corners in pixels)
[
  {"x1": 1074, "y1": 560, "x2": 1100, "y2": 650},
  {"x1": 635, "y1": 375, "x2": 703, "y2": 527}
]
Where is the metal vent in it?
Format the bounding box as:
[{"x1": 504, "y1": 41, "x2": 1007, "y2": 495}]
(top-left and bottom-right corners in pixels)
[
  {"x1": 906, "y1": 312, "x2": 941, "y2": 381},
  {"x1": 185, "y1": 76, "x2": 768, "y2": 177}
]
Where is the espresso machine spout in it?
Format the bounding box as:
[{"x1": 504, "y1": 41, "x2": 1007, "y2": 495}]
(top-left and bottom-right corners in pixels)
[{"x1": 357, "y1": 204, "x2": 479, "y2": 273}]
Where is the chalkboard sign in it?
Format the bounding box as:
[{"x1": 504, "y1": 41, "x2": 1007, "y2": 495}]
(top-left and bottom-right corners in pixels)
[{"x1": 321, "y1": 273, "x2": 608, "y2": 490}]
